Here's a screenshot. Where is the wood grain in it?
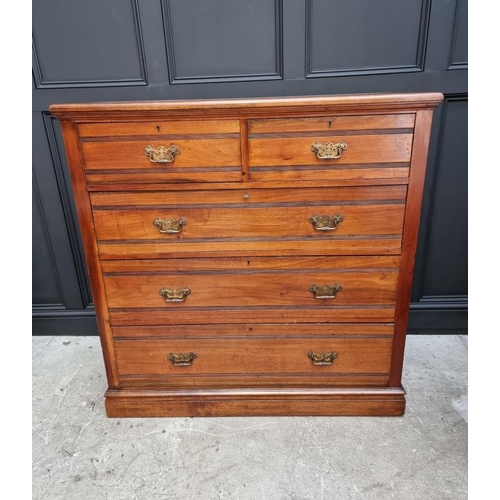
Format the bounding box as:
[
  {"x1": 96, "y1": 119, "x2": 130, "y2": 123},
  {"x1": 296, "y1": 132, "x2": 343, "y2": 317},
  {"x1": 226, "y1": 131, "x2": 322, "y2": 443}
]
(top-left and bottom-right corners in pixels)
[
  {"x1": 117, "y1": 374, "x2": 391, "y2": 389},
  {"x1": 390, "y1": 110, "x2": 435, "y2": 386},
  {"x1": 49, "y1": 92, "x2": 443, "y2": 121},
  {"x1": 109, "y1": 306, "x2": 396, "y2": 326},
  {"x1": 103, "y1": 268, "x2": 399, "y2": 309},
  {"x1": 101, "y1": 256, "x2": 401, "y2": 273},
  {"x1": 87, "y1": 170, "x2": 242, "y2": 185},
  {"x1": 249, "y1": 134, "x2": 412, "y2": 166},
  {"x1": 86, "y1": 168, "x2": 409, "y2": 185},
  {"x1": 248, "y1": 114, "x2": 415, "y2": 134},
  {"x1": 52, "y1": 93, "x2": 442, "y2": 417},
  {"x1": 86, "y1": 178, "x2": 409, "y2": 191},
  {"x1": 79, "y1": 119, "x2": 240, "y2": 137},
  {"x1": 240, "y1": 119, "x2": 249, "y2": 181},
  {"x1": 104, "y1": 388, "x2": 406, "y2": 417},
  {"x1": 97, "y1": 237, "x2": 403, "y2": 259},
  {"x1": 59, "y1": 122, "x2": 120, "y2": 388},
  {"x1": 111, "y1": 323, "x2": 394, "y2": 339},
  {"x1": 90, "y1": 185, "x2": 407, "y2": 207},
  {"x1": 248, "y1": 166, "x2": 409, "y2": 183},
  {"x1": 114, "y1": 337, "x2": 392, "y2": 377},
  {"x1": 93, "y1": 204, "x2": 405, "y2": 241},
  {"x1": 82, "y1": 138, "x2": 241, "y2": 170}
]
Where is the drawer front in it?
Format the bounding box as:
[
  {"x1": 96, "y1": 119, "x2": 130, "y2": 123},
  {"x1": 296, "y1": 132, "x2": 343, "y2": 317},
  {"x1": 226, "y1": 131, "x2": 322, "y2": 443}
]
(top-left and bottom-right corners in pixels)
[
  {"x1": 80, "y1": 119, "x2": 241, "y2": 184},
  {"x1": 104, "y1": 271, "x2": 398, "y2": 309},
  {"x1": 103, "y1": 256, "x2": 399, "y2": 310},
  {"x1": 92, "y1": 186, "x2": 406, "y2": 258},
  {"x1": 248, "y1": 114, "x2": 413, "y2": 182},
  {"x1": 93, "y1": 204, "x2": 404, "y2": 241},
  {"x1": 114, "y1": 337, "x2": 393, "y2": 385}
]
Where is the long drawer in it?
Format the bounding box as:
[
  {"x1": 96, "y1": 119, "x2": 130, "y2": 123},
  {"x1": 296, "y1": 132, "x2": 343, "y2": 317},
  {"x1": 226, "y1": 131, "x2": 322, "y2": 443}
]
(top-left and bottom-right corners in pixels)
[
  {"x1": 92, "y1": 186, "x2": 406, "y2": 258},
  {"x1": 114, "y1": 337, "x2": 393, "y2": 388},
  {"x1": 103, "y1": 256, "x2": 399, "y2": 324}
]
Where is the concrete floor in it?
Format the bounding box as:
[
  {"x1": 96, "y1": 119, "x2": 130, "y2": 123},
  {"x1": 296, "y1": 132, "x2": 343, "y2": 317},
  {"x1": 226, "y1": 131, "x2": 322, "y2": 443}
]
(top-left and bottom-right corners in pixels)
[{"x1": 33, "y1": 335, "x2": 467, "y2": 500}]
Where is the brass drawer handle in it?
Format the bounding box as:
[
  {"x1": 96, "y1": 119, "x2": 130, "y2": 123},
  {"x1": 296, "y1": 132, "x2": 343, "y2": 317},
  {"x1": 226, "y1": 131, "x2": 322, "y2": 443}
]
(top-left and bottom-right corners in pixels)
[
  {"x1": 168, "y1": 352, "x2": 197, "y2": 366},
  {"x1": 159, "y1": 287, "x2": 191, "y2": 303},
  {"x1": 153, "y1": 217, "x2": 187, "y2": 234},
  {"x1": 144, "y1": 144, "x2": 180, "y2": 163},
  {"x1": 311, "y1": 141, "x2": 347, "y2": 160},
  {"x1": 309, "y1": 213, "x2": 344, "y2": 231},
  {"x1": 308, "y1": 351, "x2": 338, "y2": 366},
  {"x1": 309, "y1": 284, "x2": 342, "y2": 300}
]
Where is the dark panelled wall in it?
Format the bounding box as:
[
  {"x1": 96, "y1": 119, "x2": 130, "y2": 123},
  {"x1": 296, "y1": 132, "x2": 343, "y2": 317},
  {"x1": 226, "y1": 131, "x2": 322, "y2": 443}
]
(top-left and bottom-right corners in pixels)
[{"x1": 32, "y1": 0, "x2": 468, "y2": 335}]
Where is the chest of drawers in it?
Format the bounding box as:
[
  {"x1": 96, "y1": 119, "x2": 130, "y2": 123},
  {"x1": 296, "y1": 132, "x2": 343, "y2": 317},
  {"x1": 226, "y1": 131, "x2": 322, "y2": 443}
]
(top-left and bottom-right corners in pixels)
[{"x1": 51, "y1": 93, "x2": 442, "y2": 417}]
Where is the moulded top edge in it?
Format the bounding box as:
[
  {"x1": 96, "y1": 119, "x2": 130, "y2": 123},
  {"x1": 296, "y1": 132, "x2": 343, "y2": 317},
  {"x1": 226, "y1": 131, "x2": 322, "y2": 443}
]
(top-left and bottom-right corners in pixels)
[{"x1": 49, "y1": 93, "x2": 444, "y2": 120}]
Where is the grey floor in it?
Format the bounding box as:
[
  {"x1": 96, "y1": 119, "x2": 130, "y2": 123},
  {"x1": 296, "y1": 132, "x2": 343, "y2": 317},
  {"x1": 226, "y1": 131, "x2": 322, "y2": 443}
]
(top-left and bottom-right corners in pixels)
[{"x1": 33, "y1": 335, "x2": 468, "y2": 500}]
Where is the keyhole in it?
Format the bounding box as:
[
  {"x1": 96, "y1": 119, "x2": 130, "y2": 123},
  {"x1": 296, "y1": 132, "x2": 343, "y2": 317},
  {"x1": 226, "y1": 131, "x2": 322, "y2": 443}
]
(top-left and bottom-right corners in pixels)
[
  {"x1": 156, "y1": 125, "x2": 161, "y2": 132},
  {"x1": 328, "y1": 121, "x2": 332, "y2": 127}
]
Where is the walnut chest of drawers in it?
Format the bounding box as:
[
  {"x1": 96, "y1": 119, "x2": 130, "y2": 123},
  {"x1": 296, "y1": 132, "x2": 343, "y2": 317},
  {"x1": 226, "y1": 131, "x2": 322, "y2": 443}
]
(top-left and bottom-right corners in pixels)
[{"x1": 51, "y1": 93, "x2": 443, "y2": 417}]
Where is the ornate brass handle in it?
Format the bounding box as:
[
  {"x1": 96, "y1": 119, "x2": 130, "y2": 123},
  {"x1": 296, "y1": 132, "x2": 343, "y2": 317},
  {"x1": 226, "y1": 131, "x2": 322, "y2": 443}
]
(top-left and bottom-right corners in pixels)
[
  {"x1": 153, "y1": 217, "x2": 187, "y2": 234},
  {"x1": 308, "y1": 351, "x2": 338, "y2": 366},
  {"x1": 309, "y1": 214, "x2": 344, "y2": 231},
  {"x1": 309, "y1": 284, "x2": 342, "y2": 300},
  {"x1": 159, "y1": 287, "x2": 191, "y2": 303},
  {"x1": 311, "y1": 141, "x2": 347, "y2": 160},
  {"x1": 144, "y1": 144, "x2": 180, "y2": 163},
  {"x1": 168, "y1": 352, "x2": 197, "y2": 366}
]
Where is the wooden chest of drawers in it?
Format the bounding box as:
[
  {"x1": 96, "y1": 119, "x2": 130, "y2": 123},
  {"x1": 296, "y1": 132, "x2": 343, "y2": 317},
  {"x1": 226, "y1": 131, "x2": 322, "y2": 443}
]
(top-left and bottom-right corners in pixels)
[{"x1": 51, "y1": 93, "x2": 442, "y2": 417}]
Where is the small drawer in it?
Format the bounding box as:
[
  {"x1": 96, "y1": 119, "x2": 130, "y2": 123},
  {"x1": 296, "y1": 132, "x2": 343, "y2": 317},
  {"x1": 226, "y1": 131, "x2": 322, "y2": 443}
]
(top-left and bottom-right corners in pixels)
[
  {"x1": 79, "y1": 119, "x2": 242, "y2": 184},
  {"x1": 248, "y1": 114, "x2": 414, "y2": 183},
  {"x1": 113, "y1": 337, "x2": 393, "y2": 387}
]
